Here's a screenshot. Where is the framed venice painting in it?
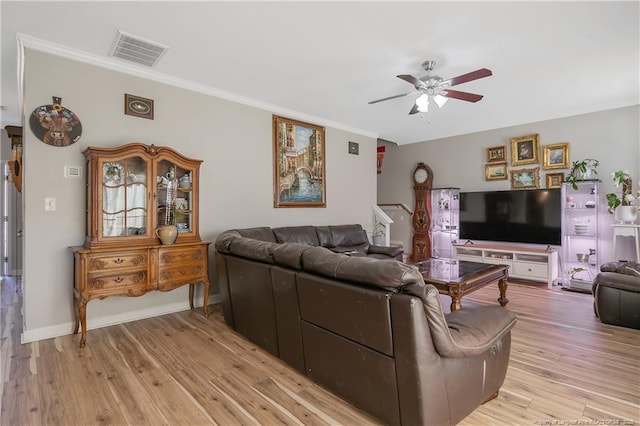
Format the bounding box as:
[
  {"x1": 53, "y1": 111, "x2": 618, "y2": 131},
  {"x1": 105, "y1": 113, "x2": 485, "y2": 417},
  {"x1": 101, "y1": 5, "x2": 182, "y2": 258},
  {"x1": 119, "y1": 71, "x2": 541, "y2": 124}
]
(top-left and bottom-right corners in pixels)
[{"x1": 273, "y1": 115, "x2": 326, "y2": 208}]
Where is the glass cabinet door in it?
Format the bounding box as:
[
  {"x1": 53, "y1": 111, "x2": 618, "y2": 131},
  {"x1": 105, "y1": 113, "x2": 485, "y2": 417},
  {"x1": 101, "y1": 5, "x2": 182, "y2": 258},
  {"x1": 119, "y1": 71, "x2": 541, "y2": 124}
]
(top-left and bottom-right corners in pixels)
[
  {"x1": 430, "y1": 187, "x2": 460, "y2": 258},
  {"x1": 155, "y1": 159, "x2": 194, "y2": 235},
  {"x1": 101, "y1": 156, "x2": 148, "y2": 238}
]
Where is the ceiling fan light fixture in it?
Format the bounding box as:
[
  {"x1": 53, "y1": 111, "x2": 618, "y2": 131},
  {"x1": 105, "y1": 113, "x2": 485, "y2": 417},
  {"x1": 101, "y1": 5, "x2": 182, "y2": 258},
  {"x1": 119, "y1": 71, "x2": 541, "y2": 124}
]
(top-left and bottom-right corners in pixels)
[
  {"x1": 415, "y1": 93, "x2": 429, "y2": 112},
  {"x1": 434, "y1": 94, "x2": 448, "y2": 108}
]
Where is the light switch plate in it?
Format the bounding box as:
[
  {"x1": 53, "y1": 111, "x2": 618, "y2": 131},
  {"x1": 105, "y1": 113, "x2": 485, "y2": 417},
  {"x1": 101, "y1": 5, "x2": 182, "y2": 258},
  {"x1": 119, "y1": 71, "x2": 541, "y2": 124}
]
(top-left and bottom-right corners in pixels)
[{"x1": 45, "y1": 197, "x2": 56, "y2": 211}]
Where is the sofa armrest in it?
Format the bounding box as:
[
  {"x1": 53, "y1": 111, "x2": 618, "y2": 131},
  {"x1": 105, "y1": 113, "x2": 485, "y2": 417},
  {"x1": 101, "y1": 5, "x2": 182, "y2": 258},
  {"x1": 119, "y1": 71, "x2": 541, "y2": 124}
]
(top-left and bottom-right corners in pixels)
[
  {"x1": 403, "y1": 283, "x2": 517, "y2": 357},
  {"x1": 594, "y1": 271, "x2": 640, "y2": 292},
  {"x1": 368, "y1": 245, "x2": 404, "y2": 258}
]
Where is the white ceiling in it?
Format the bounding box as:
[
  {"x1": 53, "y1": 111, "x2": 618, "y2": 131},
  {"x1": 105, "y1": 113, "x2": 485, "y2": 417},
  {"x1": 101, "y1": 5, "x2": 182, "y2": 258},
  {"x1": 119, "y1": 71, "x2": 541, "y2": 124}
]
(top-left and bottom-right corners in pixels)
[{"x1": 2, "y1": 1, "x2": 639, "y2": 145}]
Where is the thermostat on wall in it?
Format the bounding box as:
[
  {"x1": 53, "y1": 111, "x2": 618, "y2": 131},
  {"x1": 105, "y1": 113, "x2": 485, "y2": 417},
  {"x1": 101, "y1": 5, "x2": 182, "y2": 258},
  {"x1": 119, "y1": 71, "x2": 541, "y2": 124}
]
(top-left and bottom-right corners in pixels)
[{"x1": 64, "y1": 165, "x2": 82, "y2": 178}]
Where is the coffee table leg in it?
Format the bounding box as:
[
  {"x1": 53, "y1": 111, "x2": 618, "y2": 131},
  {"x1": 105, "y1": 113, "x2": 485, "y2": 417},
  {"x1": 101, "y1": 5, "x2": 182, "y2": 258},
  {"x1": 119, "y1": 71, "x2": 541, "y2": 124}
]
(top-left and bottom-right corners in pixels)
[
  {"x1": 450, "y1": 288, "x2": 462, "y2": 311},
  {"x1": 498, "y1": 277, "x2": 509, "y2": 307}
]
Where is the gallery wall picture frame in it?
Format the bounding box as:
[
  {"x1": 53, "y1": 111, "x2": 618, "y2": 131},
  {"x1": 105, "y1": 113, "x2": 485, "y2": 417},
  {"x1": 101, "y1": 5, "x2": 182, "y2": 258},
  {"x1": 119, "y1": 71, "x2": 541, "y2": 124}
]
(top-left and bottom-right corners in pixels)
[
  {"x1": 542, "y1": 142, "x2": 570, "y2": 170},
  {"x1": 511, "y1": 167, "x2": 540, "y2": 190},
  {"x1": 273, "y1": 115, "x2": 326, "y2": 208},
  {"x1": 486, "y1": 145, "x2": 506, "y2": 163},
  {"x1": 124, "y1": 94, "x2": 154, "y2": 120},
  {"x1": 546, "y1": 172, "x2": 565, "y2": 189},
  {"x1": 510, "y1": 134, "x2": 539, "y2": 166},
  {"x1": 485, "y1": 162, "x2": 508, "y2": 181}
]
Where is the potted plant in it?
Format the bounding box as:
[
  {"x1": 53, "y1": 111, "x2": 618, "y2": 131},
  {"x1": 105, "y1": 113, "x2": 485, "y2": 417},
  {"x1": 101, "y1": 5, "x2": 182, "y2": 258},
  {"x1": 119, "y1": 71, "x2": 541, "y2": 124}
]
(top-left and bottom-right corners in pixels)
[
  {"x1": 566, "y1": 159, "x2": 599, "y2": 190},
  {"x1": 606, "y1": 170, "x2": 638, "y2": 222}
]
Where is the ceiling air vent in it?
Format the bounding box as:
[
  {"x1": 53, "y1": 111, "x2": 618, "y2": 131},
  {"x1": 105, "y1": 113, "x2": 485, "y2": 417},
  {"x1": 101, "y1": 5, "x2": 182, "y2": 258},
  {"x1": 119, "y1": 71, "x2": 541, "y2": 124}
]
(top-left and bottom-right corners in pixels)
[{"x1": 109, "y1": 30, "x2": 169, "y2": 67}]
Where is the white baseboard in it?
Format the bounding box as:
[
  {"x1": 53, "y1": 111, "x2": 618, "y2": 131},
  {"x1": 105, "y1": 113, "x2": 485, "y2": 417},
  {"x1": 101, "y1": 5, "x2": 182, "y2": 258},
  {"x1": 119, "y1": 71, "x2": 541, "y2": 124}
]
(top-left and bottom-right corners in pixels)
[{"x1": 21, "y1": 294, "x2": 221, "y2": 344}]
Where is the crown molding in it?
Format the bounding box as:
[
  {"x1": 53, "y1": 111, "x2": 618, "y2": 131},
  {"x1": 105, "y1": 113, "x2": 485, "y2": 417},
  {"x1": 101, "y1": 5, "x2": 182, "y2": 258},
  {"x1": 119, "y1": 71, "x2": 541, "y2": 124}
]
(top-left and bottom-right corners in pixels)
[{"x1": 16, "y1": 33, "x2": 378, "y2": 139}]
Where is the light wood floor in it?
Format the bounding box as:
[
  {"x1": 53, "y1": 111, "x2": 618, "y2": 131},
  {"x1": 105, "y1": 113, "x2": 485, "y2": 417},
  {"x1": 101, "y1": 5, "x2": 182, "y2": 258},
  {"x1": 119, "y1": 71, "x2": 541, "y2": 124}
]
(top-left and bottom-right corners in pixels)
[{"x1": 1, "y1": 275, "x2": 639, "y2": 425}]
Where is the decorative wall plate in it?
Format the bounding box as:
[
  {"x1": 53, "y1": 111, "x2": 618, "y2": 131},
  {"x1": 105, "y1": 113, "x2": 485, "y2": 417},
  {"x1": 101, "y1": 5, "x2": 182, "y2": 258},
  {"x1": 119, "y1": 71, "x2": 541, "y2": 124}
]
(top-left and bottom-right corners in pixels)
[{"x1": 29, "y1": 96, "x2": 82, "y2": 147}]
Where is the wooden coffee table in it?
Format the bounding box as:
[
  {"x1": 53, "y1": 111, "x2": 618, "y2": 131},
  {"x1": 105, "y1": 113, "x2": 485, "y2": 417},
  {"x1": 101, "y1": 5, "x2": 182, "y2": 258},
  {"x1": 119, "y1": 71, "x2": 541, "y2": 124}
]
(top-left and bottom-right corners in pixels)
[{"x1": 411, "y1": 258, "x2": 509, "y2": 312}]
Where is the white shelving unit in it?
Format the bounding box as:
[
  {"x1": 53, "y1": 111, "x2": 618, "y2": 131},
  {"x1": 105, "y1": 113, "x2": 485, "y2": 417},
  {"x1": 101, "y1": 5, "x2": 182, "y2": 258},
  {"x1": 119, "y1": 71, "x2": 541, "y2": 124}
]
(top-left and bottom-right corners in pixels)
[
  {"x1": 561, "y1": 179, "x2": 600, "y2": 293},
  {"x1": 430, "y1": 188, "x2": 460, "y2": 259},
  {"x1": 453, "y1": 243, "x2": 559, "y2": 288}
]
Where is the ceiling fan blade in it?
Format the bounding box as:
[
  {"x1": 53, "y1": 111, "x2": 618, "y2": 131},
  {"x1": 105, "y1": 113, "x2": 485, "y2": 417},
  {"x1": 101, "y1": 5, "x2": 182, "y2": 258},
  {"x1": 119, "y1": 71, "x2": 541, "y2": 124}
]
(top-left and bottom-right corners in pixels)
[
  {"x1": 441, "y1": 89, "x2": 484, "y2": 103},
  {"x1": 368, "y1": 90, "x2": 418, "y2": 105},
  {"x1": 408, "y1": 104, "x2": 420, "y2": 115},
  {"x1": 397, "y1": 74, "x2": 425, "y2": 89},
  {"x1": 441, "y1": 68, "x2": 492, "y2": 87}
]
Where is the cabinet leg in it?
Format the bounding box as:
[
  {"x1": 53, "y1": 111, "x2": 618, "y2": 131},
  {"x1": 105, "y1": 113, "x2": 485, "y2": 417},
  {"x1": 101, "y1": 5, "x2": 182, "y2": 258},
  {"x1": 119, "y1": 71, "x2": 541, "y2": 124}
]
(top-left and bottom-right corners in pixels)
[
  {"x1": 189, "y1": 283, "x2": 195, "y2": 310},
  {"x1": 498, "y1": 278, "x2": 509, "y2": 307},
  {"x1": 73, "y1": 295, "x2": 80, "y2": 334},
  {"x1": 77, "y1": 297, "x2": 87, "y2": 348},
  {"x1": 202, "y1": 280, "x2": 210, "y2": 317}
]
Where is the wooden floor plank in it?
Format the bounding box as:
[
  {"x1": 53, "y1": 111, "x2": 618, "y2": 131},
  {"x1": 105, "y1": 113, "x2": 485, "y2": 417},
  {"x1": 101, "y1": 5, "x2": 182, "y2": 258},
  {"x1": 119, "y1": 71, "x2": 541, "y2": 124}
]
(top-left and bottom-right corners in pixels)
[{"x1": 1, "y1": 277, "x2": 639, "y2": 425}]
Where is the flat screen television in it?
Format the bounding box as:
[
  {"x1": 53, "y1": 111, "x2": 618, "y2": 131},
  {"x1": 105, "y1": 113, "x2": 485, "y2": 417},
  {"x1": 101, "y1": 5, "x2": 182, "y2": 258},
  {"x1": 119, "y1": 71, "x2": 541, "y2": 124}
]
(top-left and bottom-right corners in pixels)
[{"x1": 459, "y1": 188, "x2": 561, "y2": 246}]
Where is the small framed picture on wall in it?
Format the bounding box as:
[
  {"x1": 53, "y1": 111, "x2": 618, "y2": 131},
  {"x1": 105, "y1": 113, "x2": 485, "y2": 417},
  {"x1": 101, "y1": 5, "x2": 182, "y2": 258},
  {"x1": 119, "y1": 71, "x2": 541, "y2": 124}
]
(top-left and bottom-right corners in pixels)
[
  {"x1": 542, "y1": 143, "x2": 570, "y2": 170},
  {"x1": 511, "y1": 167, "x2": 540, "y2": 189},
  {"x1": 486, "y1": 146, "x2": 506, "y2": 163},
  {"x1": 510, "y1": 134, "x2": 540, "y2": 166},
  {"x1": 485, "y1": 162, "x2": 508, "y2": 181},
  {"x1": 124, "y1": 94, "x2": 154, "y2": 120},
  {"x1": 546, "y1": 172, "x2": 565, "y2": 189}
]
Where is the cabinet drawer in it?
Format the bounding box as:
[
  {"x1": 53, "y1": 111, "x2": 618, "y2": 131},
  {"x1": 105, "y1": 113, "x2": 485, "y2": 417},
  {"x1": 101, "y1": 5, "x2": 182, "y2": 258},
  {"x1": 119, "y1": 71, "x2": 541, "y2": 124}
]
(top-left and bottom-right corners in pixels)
[
  {"x1": 88, "y1": 252, "x2": 147, "y2": 272},
  {"x1": 158, "y1": 263, "x2": 206, "y2": 286},
  {"x1": 513, "y1": 262, "x2": 548, "y2": 278},
  {"x1": 87, "y1": 271, "x2": 147, "y2": 296},
  {"x1": 159, "y1": 246, "x2": 206, "y2": 265}
]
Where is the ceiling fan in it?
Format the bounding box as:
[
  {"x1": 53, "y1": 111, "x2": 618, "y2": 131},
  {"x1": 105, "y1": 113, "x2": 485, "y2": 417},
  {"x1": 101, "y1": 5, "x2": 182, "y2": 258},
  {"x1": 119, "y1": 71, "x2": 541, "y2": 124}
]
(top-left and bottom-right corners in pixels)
[{"x1": 368, "y1": 60, "x2": 492, "y2": 115}]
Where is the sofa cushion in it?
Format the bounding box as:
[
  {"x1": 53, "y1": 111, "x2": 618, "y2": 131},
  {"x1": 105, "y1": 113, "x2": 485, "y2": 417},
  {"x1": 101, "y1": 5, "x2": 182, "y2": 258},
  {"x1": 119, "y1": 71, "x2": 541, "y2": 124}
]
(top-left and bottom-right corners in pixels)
[
  {"x1": 329, "y1": 224, "x2": 369, "y2": 247},
  {"x1": 302, "y1": 246, "x2": 423, "y2": 290},
  {"x1": 273, "y1": 226, "x2": 320, "y2": 246},
  {"x1": 235, "y1": 227, "x2": 277, "y2": 242},
  {"x1": 403, "y1": 283, "x2": 517, "y2": 357},
  {"x1": 315, "y1": 226, "x2": 334, "y2": 248},
  {"x1": 273, "y1": 243, "x2": 314, "y2": 270},
  {"x1": 228, "y1": 237, "x2": 277, "y2": 264}
]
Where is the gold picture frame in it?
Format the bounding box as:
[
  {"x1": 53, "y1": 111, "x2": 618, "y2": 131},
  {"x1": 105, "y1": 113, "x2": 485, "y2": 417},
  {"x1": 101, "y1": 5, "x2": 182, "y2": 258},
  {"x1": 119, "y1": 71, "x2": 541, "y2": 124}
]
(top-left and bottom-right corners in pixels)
[
  {"x1": 542, "y1": 143, "x2": 570, "y2": 170},
  {"x1": 124, "y1": 94, "x2": 154, "y2": 120},
  {"x1": 511, "y1": 167, "x2": 540, "y2": 189},
  {"x1": 486, "y1": 145, "x2": 506, "y2": 163},
  {"x1": 485, "y1": 162, "x2": 508, "y2": 181},
  {"x1": 273, "y1": 115, "x2": 326, "y2": 208},
  {"x1": 546, "y1": 172, "x2": 565, "y2": 189},
  {"x1": 510, "y1": 134, "x2": 539, "y2": 166}
]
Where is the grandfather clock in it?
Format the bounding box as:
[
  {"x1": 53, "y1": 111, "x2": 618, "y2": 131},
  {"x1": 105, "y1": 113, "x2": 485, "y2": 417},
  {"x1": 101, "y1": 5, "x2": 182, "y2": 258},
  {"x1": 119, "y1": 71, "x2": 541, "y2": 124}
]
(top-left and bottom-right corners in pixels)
[{"x1": 412, "y1": 162, "x2": 433, "y2": 262}]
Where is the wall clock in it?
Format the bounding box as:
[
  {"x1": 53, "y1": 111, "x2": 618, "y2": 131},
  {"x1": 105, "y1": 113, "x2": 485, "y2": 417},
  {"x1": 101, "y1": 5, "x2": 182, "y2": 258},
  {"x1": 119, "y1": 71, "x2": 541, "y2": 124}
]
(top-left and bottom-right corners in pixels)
[{"x1": 411, "y1": 162, "x2": 433, "y2": 262}]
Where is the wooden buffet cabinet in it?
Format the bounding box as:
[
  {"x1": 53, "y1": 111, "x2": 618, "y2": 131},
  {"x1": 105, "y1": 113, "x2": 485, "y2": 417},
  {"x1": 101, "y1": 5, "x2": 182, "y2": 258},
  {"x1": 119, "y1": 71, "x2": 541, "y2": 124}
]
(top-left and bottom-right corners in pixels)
[{"x1": 70, "y1": 143, "x2": 210, "y2": 347}]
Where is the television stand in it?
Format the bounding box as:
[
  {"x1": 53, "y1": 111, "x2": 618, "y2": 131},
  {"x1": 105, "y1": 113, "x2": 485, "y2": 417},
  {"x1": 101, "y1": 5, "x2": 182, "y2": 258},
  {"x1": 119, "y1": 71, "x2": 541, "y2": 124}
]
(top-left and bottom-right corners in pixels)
[{"x1": 453, "y1": 243, "x2": 558, "y2": 288}]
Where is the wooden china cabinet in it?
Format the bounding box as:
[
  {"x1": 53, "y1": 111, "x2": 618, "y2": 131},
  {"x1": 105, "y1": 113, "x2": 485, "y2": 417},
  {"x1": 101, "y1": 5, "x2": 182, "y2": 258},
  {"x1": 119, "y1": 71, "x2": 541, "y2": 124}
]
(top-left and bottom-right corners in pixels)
[{"x1": 70, "y1": 143, "x2": 210, "y2": 347}]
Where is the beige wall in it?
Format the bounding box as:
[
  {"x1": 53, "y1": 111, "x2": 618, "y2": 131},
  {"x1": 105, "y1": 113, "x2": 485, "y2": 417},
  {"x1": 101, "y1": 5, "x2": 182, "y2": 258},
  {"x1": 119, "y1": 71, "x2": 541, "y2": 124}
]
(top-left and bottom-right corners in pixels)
[
  {"x1": 22, "y1": 49, "x2": 377, "y2": 342},
  {"x1": 378, "y1": 105, "x2": 640, "y2": 260}
]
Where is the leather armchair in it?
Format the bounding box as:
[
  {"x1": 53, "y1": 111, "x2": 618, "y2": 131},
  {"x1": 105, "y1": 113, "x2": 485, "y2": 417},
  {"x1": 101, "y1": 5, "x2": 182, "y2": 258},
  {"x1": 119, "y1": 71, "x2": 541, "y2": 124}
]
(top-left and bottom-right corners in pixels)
[{"x1": 592, "y1": 261, "x2": 640, "y2": 329}]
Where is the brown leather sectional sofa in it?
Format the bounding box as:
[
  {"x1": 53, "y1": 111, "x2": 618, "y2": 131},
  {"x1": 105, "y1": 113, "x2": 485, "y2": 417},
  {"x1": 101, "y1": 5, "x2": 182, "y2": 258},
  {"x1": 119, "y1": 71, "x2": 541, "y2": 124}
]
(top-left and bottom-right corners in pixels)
[{"x1": 215, "y1": 225, "x2": 517, "y2": 425}]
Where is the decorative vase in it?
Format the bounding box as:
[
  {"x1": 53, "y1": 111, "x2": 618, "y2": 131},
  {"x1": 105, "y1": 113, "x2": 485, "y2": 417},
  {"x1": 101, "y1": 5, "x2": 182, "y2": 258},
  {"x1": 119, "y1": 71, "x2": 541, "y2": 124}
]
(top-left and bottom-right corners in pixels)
[
  {"x1": 156, "y1": 225, "x2": 178, "y2": 244},
  {"x1": 614, "y1": 206, "x2": 638, "y2": 224}
]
